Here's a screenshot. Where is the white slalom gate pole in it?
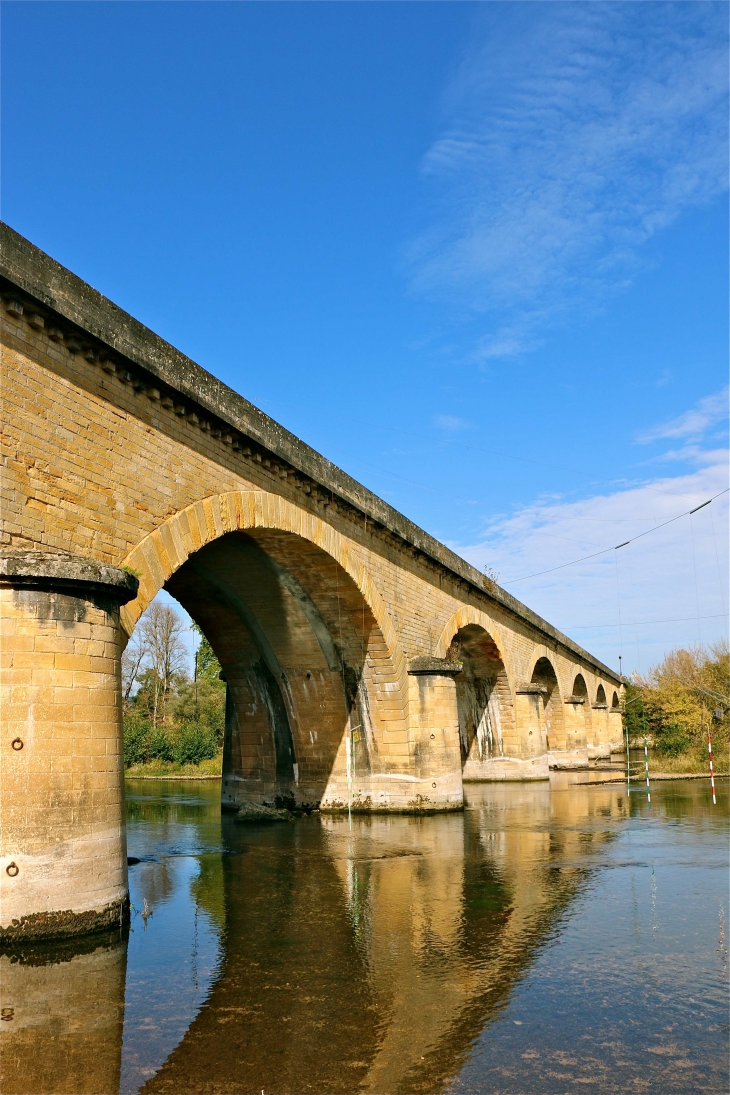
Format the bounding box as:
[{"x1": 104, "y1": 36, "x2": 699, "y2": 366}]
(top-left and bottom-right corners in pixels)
[
  {"x1": 708, "y1": 729, "x2": 717, "y2": 806},
  {"x1": 346, "y1": 732, "x2": 352, "y2": 825}
]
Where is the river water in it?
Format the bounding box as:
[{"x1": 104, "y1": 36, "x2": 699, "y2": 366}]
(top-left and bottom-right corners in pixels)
[{"x1": 2, "y1": 777, "x2": 727, "y2": 1094}]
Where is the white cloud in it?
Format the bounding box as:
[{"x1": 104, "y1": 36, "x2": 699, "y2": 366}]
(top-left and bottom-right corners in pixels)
[
  {"x1": 433, "y1": 414, "x2": 470, "y2": 432},
  {"x1": 452, "y1": 453, "x2": 729, "y2": 675},
  {"x1": 409, "y1": 4, "x2": 728, "y2": 359},
  {"x1": 636, "y1": 387, "x2": 729, "y2": 443}
]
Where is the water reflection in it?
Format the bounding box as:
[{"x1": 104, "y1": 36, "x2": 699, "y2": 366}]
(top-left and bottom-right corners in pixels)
[
  {"x1": 120, "y1": 784, "x2": 223, "y2": 1094},
  {"x1": 0, "y1": 931, "x2": 126, "y2": 1095},
  {"x1": 1, "y1": 778, "x2": 726, "y2": 1094}
]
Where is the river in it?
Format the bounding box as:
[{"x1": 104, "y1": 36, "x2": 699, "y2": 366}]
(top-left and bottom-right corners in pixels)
[{"x1": 2, "y1": 777, "x2": 727, "y2": 1094}]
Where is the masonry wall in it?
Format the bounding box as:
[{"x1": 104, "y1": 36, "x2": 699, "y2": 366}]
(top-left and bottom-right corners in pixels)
[{"x1": 1, "y1": 312, "x2": 622, "y2": 801}]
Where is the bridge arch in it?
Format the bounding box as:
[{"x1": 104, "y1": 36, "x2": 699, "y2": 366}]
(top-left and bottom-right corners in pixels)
[
  {"x1": 443, "y1": 623, "x2": 516, "y2": 771},
  {"x1": 573, "y1": 673, "x2": 588, "y2": 699},
  {"x1": 565, "y1": 671, "x2": 590, "y2": 752},
  {"x1": 596, "y1": 683, "x2": 607, "y2": 705},
  {"x1": 530, "y1": 655, "x2": 566, "y2": 751},
  {"x1": 119, "y1": 490, "x2": 407, "y2": 808},
  {"x1": 434, "y1": 606, "x2": 508, "y2": 662}
]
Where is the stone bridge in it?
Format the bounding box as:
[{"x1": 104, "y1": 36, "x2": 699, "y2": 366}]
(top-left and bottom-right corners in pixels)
[{"x1": 0, "y1": 224, "x2": 622, "y2": 940}]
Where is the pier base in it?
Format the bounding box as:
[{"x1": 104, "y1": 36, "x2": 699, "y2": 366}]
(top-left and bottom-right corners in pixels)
[{"x1": 0, "y1": 552, "x2": 137, "y2": 941}]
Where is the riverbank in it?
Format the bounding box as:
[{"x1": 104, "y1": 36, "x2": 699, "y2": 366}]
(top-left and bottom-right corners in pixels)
[
  {"x1": 577, "y1": 771, "x2": 728, "y2": 785},
  {"x1": 124, "y1": 756, "x2": 222, "y2": 780}
]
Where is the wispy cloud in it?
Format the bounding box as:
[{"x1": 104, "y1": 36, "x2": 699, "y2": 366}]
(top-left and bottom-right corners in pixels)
[
  {"x1": 454, "y1": 457, "x2": 728, "y2": 673},
  {"x1": 448, "y1": 386, "x2": 729, "y2": 672},
  {"x1": 636, "y1": 387, "x2": 729, "y2": 443},
  {"x1": 409, "y1": 4, "x2": 728, "y2": 359},
  {"x1": 433, "y1": 414, "x2": 470, "y2": 432}
]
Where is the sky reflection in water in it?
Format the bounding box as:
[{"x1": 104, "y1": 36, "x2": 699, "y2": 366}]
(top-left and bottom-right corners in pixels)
[{"x1": 2, "y1": 777, "x2": 727, "y2": 1094}]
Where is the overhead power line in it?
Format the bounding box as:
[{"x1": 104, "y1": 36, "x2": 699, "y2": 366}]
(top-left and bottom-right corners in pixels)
[
  {"x1": 561, "y1": 613, "x2": 728, "y2": 631},
  {"x1": 503, "y1": 488, "x2": 729, "y2": 585}
]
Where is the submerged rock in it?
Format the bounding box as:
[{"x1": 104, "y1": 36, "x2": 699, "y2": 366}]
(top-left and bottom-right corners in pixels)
[{"x1": 234, "y1": 802, "x2": 293, "y2": 823}]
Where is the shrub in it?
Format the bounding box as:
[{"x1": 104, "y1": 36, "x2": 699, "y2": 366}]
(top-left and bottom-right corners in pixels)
[
  {"x1": 122, "y1": 603, "x2": 228, "y2": 769},
  {"x1": 173, "y1": 722, "x2": 219, "y2": 766},
  {"x1": 146, "y1": 723, "x2": 176, "y2": 763},
  {"x1": 123, "y1": 713, "x2": 150, "y2": 767},
  {"x1": 653, "y1": 723, "x2": 691, "y2": 757}
]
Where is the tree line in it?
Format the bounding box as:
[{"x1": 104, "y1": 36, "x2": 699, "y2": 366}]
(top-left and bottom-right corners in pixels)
[
  {"x1": 624, "y1": 641, "x2": 729, "y2": 758},
  {"x1": 122, "y1": 601, "x2": 226, "y2": 767}
]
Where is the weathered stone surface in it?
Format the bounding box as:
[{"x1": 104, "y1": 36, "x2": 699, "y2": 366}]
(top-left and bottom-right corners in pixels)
[
  {"x1": 0, "y1": 221, "x2": 618, "y2": 679},
  {"x1": 0, "y1": 548, "x2": 139, "y2": 602},
  {"x1": 407, "y1": 656, "x2": 463, "y2": 676},
  {"x1": 235, "y1": 803, "x2": 293, "y2": 823},
  {"x1": 0, "y1": 897, "x2": 129, "y2": 942}
]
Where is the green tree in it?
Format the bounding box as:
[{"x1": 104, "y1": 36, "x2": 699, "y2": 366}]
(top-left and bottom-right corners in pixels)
[
  {"x1": 122, "y1": 604, "x2": 227, "y2": 769},
  {"x1": 193, "y1": 623, "x2": 222, "y2": 684},
  {"x1": 627, "y1": 642, "x2": 729, "y2": 759}
]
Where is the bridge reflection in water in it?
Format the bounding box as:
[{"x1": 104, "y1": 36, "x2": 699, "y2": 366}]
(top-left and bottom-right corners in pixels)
[{"x1": 1, "y1": 778, "x2": 722, "y2": 1095}]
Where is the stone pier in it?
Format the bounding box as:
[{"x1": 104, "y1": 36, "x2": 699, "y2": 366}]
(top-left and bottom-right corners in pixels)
[{"x1": 0, "y1": 552, "x2": 137, "y2": 940}]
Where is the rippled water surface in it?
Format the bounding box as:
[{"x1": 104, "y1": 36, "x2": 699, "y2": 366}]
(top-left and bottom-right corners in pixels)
[{"x1": 2, "y1": 778, "x2": 727, "y2": 1094}]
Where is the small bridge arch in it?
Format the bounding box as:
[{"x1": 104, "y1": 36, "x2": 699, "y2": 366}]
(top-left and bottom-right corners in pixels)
[
  {"x1": 530, "y1": 655, "x2": 566, "y2": 752},
  {"x1": 436, "y1": 609, "x2": 519, "y2": 772}
]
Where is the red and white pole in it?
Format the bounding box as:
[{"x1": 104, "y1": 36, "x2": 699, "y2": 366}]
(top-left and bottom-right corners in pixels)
[{"x1": 708, "y1": 730, "x2": 716, "y2": 806}]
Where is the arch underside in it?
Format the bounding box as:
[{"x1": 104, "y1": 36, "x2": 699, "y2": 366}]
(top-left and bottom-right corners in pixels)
[
  {"x1": 121, "y1": 492, "x2": 407, "y2": 809},
  {"x1": 447, "y1": 624, "x2": 516, "y2": 778},
  {"x1": 435, "y1": 608, "x2": 618, "y2": 778}
]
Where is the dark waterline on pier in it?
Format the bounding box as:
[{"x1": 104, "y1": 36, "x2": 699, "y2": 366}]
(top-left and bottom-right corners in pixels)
[{"x1": 1, "y1": 778, "x2": 727, "y2": 1094}]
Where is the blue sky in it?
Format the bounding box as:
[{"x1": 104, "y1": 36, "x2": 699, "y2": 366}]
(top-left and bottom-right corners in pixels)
[{"x1": 3, "y1": 1, "x2": 728, "y2": 674}]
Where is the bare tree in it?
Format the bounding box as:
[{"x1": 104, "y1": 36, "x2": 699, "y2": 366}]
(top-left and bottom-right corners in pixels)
[
  {"x1": 121, "y1": 628, "x2": 149, "y2": 712},
  {"x1": 136, "y1": 602, "x2": 189, "y2": 728}
]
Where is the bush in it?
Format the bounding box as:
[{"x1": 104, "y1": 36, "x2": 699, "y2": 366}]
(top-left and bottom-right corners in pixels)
[
  {"x1": 173, "y1": 721, "x2": 219, "y2": 766},
  {"x1": 146, "y1": 723, "x2": 176, "y2": 763},
  {"x1": 653, "y1": 723, "x2": 691, "y2": 757},
  {"x1": 123, "y1": 713, "x2": 150, "y2": 768},
  {"x1": 172, "y1": 677, "x2": 226, "y2": 747}
]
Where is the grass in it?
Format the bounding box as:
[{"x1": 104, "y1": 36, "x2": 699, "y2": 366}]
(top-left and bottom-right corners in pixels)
[
  {"x1": 125, "y1": 753, "x2": 222, "y2": 778},
  {"x1": 645, "y1": 743, "x2": 729, "y2": 776}
]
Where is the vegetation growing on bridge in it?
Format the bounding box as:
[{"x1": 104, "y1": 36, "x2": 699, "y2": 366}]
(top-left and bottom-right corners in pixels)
[
  {"x1": 122, "y1": 603, "x2": 225, "y2": 771},
  {"x1": 624, "y1": 642, "x2": 729, "y2": 771}
]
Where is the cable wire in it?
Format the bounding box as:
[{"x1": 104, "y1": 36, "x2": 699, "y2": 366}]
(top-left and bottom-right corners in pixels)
[{"x1": 503, "y1": 488, "x2": 729, "y2": 584}]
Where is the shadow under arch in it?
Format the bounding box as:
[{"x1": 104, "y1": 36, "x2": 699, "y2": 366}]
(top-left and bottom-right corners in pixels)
[
  {"x1": 530, "y1": 655, "x2": 566, "y2": 751},
  {"x1": 444, "y1": 623, "x2": 516, "y2": 776},
  {"x1": 119, "y1": 491, "x2": 407, "y2": 809},
  {"x1": 565, "y1": 671, "x2": 591, "y2": 751}
]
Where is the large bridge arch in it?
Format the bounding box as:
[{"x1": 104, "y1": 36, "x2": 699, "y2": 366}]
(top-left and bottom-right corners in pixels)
[{"x1": 119, "y1": 490, "x2": 408, "y2": 809}]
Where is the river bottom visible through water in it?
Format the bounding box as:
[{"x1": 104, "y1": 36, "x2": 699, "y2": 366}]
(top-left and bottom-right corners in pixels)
[{"x1": 1, "y1": 777, "x2": 728, "y2": 1095}]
